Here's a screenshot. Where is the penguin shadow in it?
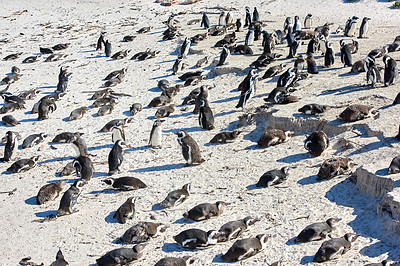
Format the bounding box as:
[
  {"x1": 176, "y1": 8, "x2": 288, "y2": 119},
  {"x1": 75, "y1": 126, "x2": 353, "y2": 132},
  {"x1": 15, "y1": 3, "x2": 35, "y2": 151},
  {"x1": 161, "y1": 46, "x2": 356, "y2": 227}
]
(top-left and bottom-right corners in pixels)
[
  {"x1": 337, "y1": 71, "x2": 360, "y2": 78},
  {"x1": 214, "y1": 110, "x2": 237, "y2": 118},
  {"x1": 0, "y1": 123, "x2": 17, "y2": 128},
  {"x1": 1, "y1": 170, "x2": 12, "y2": 175},
  {"x1": 245, "y1": 184, "x2": 263, "y2": 190},
  {"x1": 359, "y1": 241, "x2": 397, "y2": 261},
  {"x1": 131, "y1": 163, "x2": 186, "y2": 173},
  {"x1": 167, "y1": 111, "x2": 196, "y2": 119},
  {"x1": 122, "y1": 110, "x2": 133, "y2": 116},
  {"x1": 181, "y1": 126, "x2": 205, "y2": 134},
  {"x1": 18, "y1": 118, "x2": 38, "y2": 123},
  {"x1": 91, "y1": 113, "x2": 99, "y2": 118},
  {"x1": 285, "y1": 236, "x2": 301, "y2": 246},
  {"x1": 277, "y1": 152, "x2": 311, "y2": 164},
  {"x1": 148, "y1": 86, "x2": 161, "y2": 92},
  {"x1": 35, "y1": 209, "x2": 57, "y2": 218},
  {"x1": 161, "y1": 242, "x2": 187, "y2": 253},
  {"x1": 85, "y1": 55, "x2": 105, "y2": 59},
  {"x1": 38, "y1": 156, "x2": 74, "y2": 165},
  {"x1": 173, "y1": 217, "x2": 196, "y2": 225},
  {"x1": 378, "y1": 104, "x2": 395, "y2": 111},
  {"x1": 318, "y1": 84, "x2": 361, "y2": 96},
  {"x1": 297, "y1": 174, "x2": 320, "y2": 186},
  {"x1": 319, "y1": 66, "x2": 342, "y2": 72},
  {"x1": 105, "y1": 211, "x2": 118, "y2": 224},
  {"x1": 300, "y1": 255, "x2": 315, "y2": 265},
  {"x1": 37, "y1": 85, "x2": 57, "y2": 90},
  {"x1": 88, "y1": 188, "x2": 121, "y2": 195},
  {"x1": 24, "y1": 111, "x2": 33, "y2": 115},
  {"x1": 25, "y1": 196, "x2": 38, "y2": 205},
  {"x1": 47, "y1": 177, "x2": 77, "y2": 184},
  {"x1": 151, "y1": 203, "x2": 164, "y2": 211},
  {"x1": 62, "y1": 117, "x2": 70, "y2": 122},
  {"x1": 244, "y1": 144, "x2": 260, "y2": 150},
  {"x1": 211, "y1": 95, "x2": 240, "y2": 104},
  {"x1": 124, "y1": 145, "x2": 151, "y2": 153},
  {"x1": 88, "y1": 143, "x2": 113, "y2": 152},
  {"x1": 212, "y1": 254, "x2": 228, "y2": 264},
  {"x1": 375, "y1": 168, "x2": 388, "y2": 176}
]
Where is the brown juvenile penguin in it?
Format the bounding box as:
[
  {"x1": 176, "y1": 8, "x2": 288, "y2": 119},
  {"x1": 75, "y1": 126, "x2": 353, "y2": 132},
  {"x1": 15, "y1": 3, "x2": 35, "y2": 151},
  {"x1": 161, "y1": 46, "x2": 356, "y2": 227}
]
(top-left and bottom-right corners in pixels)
[
  {"x1": 114, "y1": 197, "x2": 136, "y2": 224},
  {"x1": 155, "y1": 104, "x2": 175, "y2": 118},
  {"x1": 36, "y1": 181, "x2": 67, "y2": 205},
  {"x1": 338, "y1": 104, "x2": 376, "y2": 122},
  {"x1": 210, "y1": 131, "x2": 241, "y2": 143},
  {"x1": 257, "y1": 129, "x2": 293, "y2": 147},
  {"x1": 120, "y1": 222, "x2": 166, "y2": 244},
  {"x1": 183, "y1": 201, "x2": 226, "y2": 221},
  {"x1": 317, "y1": 158, "x2": 355, "y2": 180},
  {"x1": 69, "y1": 106, "x2": 89, "y2": 121},
  {"x1": 2, "y1": 114, "x2": 20, "y2": 126}
]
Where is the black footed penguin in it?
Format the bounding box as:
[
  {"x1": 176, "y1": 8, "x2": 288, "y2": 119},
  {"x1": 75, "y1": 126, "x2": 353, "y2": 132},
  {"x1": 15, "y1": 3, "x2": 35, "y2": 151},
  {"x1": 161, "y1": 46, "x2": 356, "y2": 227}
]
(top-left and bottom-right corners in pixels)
[
  {"x1": 304, "y1": 131, "x2": 329, "y2": 156},
  {"x1": 295, "y1": 218, "x2": 341, "y2": 243},
  {"x1": 210, "y1": 131, "x2": 241, "y2": 143},
  {"x1": 307, "y1": 54, "x2": 319, "y2": 74},
  {"x1": 383, "y1": 54, "x2": 398, "y2": 87},
  {"x1": 236, "y1": 18, "x2": 243, "y2": 32},
  {"x1": 217, "y1": 46, "x2": 230, "y2": 66},
  {"x1": 1, "y1": 131, "x2": 20, "y2": 162},
  {"x1": 344, "y1": 16, "x2": 358, "y2": 37},
  {"x1": 103, "y1": 176, "x2": 147, "y2": 191},
  {"x1": 67, "y1": 135, "x2": 88, "y2": 157},
  {"x1": 244, "y1": 6, "x2": 251, "y2": 27},
  {"x1": 324, "y1": 41, "x2": 335, "y2": 68},
  {"x1": 236, "y1": 69, "x2": 257, "y2": 109},
  {"x1": 253, "y1": 7, "x2": 260, "y2": 22},
  {"x1": 120, "y1": 222, "x2": 166, "y2": 244},
  {"x1": 159, "y1": 183, "x2": 190, "y2": 208},
  {"x1": 221, "y1": 234, "x2": 268, "y2": 262},
  {"x1": 37, "y1": 181, "x2": 67, "y2": 205},
  {"x1": 287, "y1": 39, "x2": 300, "y2": 58},
  {"x1": 340, "y1": 40, "x2": 352, "y2": 67},
  {"x1": 7, "y1": 156, "x2": 39, "y2": 173},
  {"x1": 38, "y1": 98, "x2": 57, "y2": 120},
  {"x1": 304, "y1": 14, "x2": 312, "y2": 29},
  {"x1": 358, "y1": 17, "x2": 371, "y2": 38},
  {"x1": 108, "y1": 140, "x2": 125, "y2": 175},
  {"x1": 155, "y1": 256, "x2": 195, "y2": 266},
  {"x1": 257, "y1": 129, "x2": 293, "y2": 147},
  {"x1": 318, "y1": 157, "x2": 354, "y2": 180},
  {"x1": 100, "y1": 118, "x2": 133, "y2": 132},
  {"x1": 111, "y1": 124, "x2": 125, "y2": 143},
  {"x1": 295, "y1": 55, "x2": 306, "y2": 70},
  {"x1": 338, "y1": 104, "x2": 376, "y2": 122},
  {"x1": 180, "y1": 37, "x2": 191, "y2": 58},
  {"x1": 293, "y1": 15, "x2": 301, "y2": 33},
  {"x1": 218, "y1": 216, "x2": 258, "y2": 242},
  {"x1": 313, "y1": 233, "x2": 359, "y2": 262},
  {"x1": 199, "y1": 100, "x2": 214, "y2": 130},
  {"x1": 22, "y1": 133, "x2": 47, "y2": 149},
  {"x1": 96, "y1": 244, "x2": 145, "y2": 266},
  {"x1": 60, "y1": 161, "x2": 75, "y2": 177},
  {"x1": 388, "y1": 155, "x2": 400, "y2": 175},
  {"x1": 299, "y1": 104, "x2": 330, "y2": 115},
  {"x1": 201, "y1": 12, "x2": 210, "y2": 29},
  {"x1": 105, "y1": 40, "x2": 111, "y2": 57},
  {"x1": 130, "y1": 103, "x2": 143, "y2": 115},
  {"x1": 366, "y1": 56, "x2": 382, "y2": 87},
  {"x1": 256, "y1": 167, "x2": 289, "y2": 187},
  {"x1": 245, "y1": 26, "x2": 255, "y2": 46},
  {"x1": 262, "y1": 64, "x2": 286, "y2": 79},
  {"x1": 277, "y1": 67, "x2": 296, "y2": 88},
  {"x1": 52, "y1": 132, "x2": 83, "y2": 143},
  {"x1": 183, "y1": 201, "x2": 226, "y2": 221},
  {"x1": 174, "y1": 229, "x2": 220, "y2": 249},
  {"x1": 49, "y1": 248, "x2": 68, "y2": 266},
  {"x1": 56, "y1": 71, "x2": 71, "y2": 94},
  {"x1": 96, "y1": 32, "x2": 105, "y2": 50},
  {"x1": 56, "y1": 180, "x2": 86, "y2": 217},
  {"x1": 114, "y1": 197, "x2": 136, "y2": 224},
  {"x1": 176, "y1": 130, "x2": 205, "y2": 165},
  {"x1": 73, "y1": 156, "x2": 94, "y2": 181},
  {"x1": 149, "y1": 119, "x2": 164, "y2": 148}
]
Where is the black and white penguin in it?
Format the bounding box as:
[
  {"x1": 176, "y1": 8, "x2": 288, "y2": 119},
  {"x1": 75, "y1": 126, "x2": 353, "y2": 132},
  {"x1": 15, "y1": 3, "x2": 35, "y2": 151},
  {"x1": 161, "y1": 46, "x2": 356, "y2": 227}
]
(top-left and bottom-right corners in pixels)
[
  {"x1": 338, "y1": 104, "x2": 376, "y2": 122},
  {"x1": 180, "y1": 37, "x2": 191, "y2": 59},
  {"x1": 210, "y1": 131, "x2": 241, "y2": 143},
  {"x1": 244, "y1": 6, "x2": 252, "y2": 27},
  {"x1": 253, "y1": 7, "x2": 260, "y2": 22},
  {"x1": 283, "y1": 17, "x2": 293, "y2": 34},
  {"x1": 38, "y1": 98, "x2": 57, "y2": 121},
  {"x1": 366, "y1": 56, "x2": 383, "y2": 87},
  {"x1": 159, "y1": 183, "x2": 191, "y2": 208},
  {"x1": 176, "y1": 130, "x2": 205, "y2": 165},
  {"x1": 344, "y1": 16, "x2": 358, "y2": 37},
  {"x1": 67, "y1": 135, "x2": 88, "y2": 157},
  {"x1": 368, "y1": 47, "x2": 388, "y2": 58},
  {"x1": 299, "y1": 104, "x2": 330, "y2": 115},
  {"x1": 201, "y1": 12, "x2": 210, "y2": 29},
  {"x1": 324, "y1": 41, "x2": 335, "y2": 68},
  {"x1": 257, "y1": 129, "x2": 293, "y2": 147},
  {"x1": 56, "y1": 179, "x2": 86, "y2": 217},
  {"x1": 108, "y1": 140, "x2": 125, "y2": 175},
  {"x1": 358, "y1": 17, "x2": 371, "y2": 39},
  {"x1": 221, "y1": 234, "x2": 268, "y2": 262},
  {"x1": 245, "y1": 26, "x2": 255, "y2": 46},
  {"x1": 114, "y1": 197, "x2": 136, "y2": 224},
  {"x1": 105, "y1": 69, "x2": 126, "y2": 82},
  {"x1": 293, "y1": 16, "x2": 301, "y2": 33},
  {"x1": 49, "y1": 248, "x2": 68, "y2": 266},
  {"x1": 236, "y1": 69, "x2": 257, "y2": 109},
  {"x1": 174, "y1": 229, "x2": 220, "y2": 249},
  {"x1": 226, "y1": 12, "x2": 233, "y2": 24},
  {"x1": 60, "y1": 161, "x2": 75, "y2": 177},
  {"x1": 37, "y1": 181, "x2": 67, "y2": 205},
  {"x1": 277, "y1": 67, "x2": 297, "y2": 88},
  {"x1": 120, "y1": 222, "x2": 166, "y2": 244},
  {"x1": 217, "y1": 46, "x2": 230, "y2": 66},
  {"x1": 313, "y1": 233, "x2": 359, "y2": 262},
  {"x1": 388, "y1": 155, "x2": 400, "y2": 175},
  {"x1": 264, "y1": 34, "x2": 275, "y2": 54},
  {"x1": 256, "y1": 167, "x2": 289, "y2": 187},
  {"x1": 304, "y1": 14, "x2": 312, "y2": 29},
  {"x1": 317, "y1": 157, "x2": 355, "y2": 180},
  {"x1": 96, "y1": 31, "x2": 105, "y2": 51},
  {"x1": 111, "y1": 124, "x2": 125, "y2": 143},
  {"x1": 236, "y1": 18, "x2": 243, "y2": 32},
  {"x1": 294, "y1": 218, "x2": 341, "y2": 243},
  {"x1": 149, "y1": 119, "x2": 164, "y2": 148},
  {"x1": 73, "y1": 156, "x2": 94, "y2": 181},
  {"x1": 105, "y1": 40, "x2": 112, "y2": 57},
  {"x1": 287, "y1": 39, "x2": 300, "y2": 58},
  {"x1": 96, "y1": 244, "x2": 145, "y2": 266},
  {"x1": 130, "y1": 103, "x2": 143, "y2": 116},
  {"x1": 340, "y1": 40, "x2": 352, "y2": 67},
  {"x1": 254, "y1": 22, "x2": 262, "y2": 41},
  {"x1": 103, "y1": 176, "x2": 147, "y2": 191},
  {"x1": 383, "y1": 54, "x2": 398, "y2": 87},
  {"x1": 1, "y1": 131, "x2": 20, "y2": 162},
  {"x1": 98, "y1": 103, "x2": 115, "y2": 116},
  {"x1": 172, "y1": 56, "x2": 187, "y2": 75},
  {"x1": 364, "y1": 260, "x2": 398, "y2": 266},
  {"x1": 22, "y1": 133, "x2": 47, "y2": 149},
  {"x1": 100, "y1": 118, "x2": 133, "y2": 133},
  {"x1": 56, "y1": 71, "x2": 71, "y2": 94},
  {"x1": 7, "y1": 156, "x2": 39, "y2": 173},
  {"x1": 199, "y1": 100, "x2": 214, "y2": 130},
  {"x1": 307, "y1": 54, "x2": 319, "y2": 74},
  {"x1": 304, "y1": 131, "x2": 329, "y2": 156},
  {"x1": 218, "y1": 11, "x2": 226, "y2": 26},
  {"x1": 183, "y1": 201, "x2": 226, "y2": 221},
  {"x1": 218, "y1": 216, "x2": 258, "y2": 242},
  {"x1": 52, "y1": 132, "x2": 83, "y2": 143},
  {"x1": 155, "y1": 256, "x2": 195, "y2": 266},
  {"x1": 262, "y1": 64, "x2": 286, "y2": 79}
]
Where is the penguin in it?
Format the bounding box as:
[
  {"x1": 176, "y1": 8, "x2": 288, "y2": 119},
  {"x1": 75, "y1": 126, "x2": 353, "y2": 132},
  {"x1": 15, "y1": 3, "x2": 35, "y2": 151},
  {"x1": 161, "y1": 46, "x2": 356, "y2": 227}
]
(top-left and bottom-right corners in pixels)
[
  {"x1": 226, "y1": 12, "x2": 233, "y2": 24},
  {"x1": 22, "y1": 55, "x2": 39, "y2": 64},
  {"x1": 172, "y1": 56, "x2": 187, "y2": 75},
  {"x1": 217, "y1": 46, "x2": 230, "y2": 66},
  {"x1": 193, "y1": 85, "x2": 209, "y2": 114},
  {"x1": 49, "y1": 248, "x2": 68, "y2": 266},
  {"x1": 155, "y1": 256, "x2": 195, "y2": 266},
  {"x1": 199, "y1": 100, "x2": 214, "y2": 130},
  {"x1": 183, "y1": 201, "x2": 226, "y2": 221},
  {"x1": 120, "y1": 222, "x2": 166, "y2": 244},
  {"x1": 114, "y1": 197, "x2": 136, "y2": 224},
  {"x1": 60, "y1": 161, "x2": 75, "y2": 177},
  {"x1": 0, "y1": 102, "x2": 23, "y2": 114},
  {"x1": 108, "y1": 140, "x2": 125, "y2": 175},
  {"x1": 157, "y1": 79, "x2": 169, "y2": 90},
  {"x1": 56, "y1": 180, "x2": 86, "y2": 217},
  {"x1": 176, "y1": 130, "x2": 205, "y2": 165},
  {"x1": 244, "y1": 6, "x2": 252, "y2": 27},
  {"x1": 67, "y1": 135, "x2": 88, "y2": 157},
  {"x1": 307, "y1": 54, "x2": 319, "y2": 74},
  {"x1": 73, "y1": 156, "x2": 94, "y2": 181},
  {"x1": 358, "y1": 17, "x2": 371, "y2": 38},
  {"x1": 294, "y1": 55, "x2": 306, "y2": 70},
  {"x1": 368, "y1": 47, "x2": 388, "y2": 58},
  {"x1": 111, "y1": 124, "x2": 125, "y2": 143},
  {"x1": 111, "y1": 50, "x2": 130, "y2": 60},
  {"x1": 105, "y1": 68, "x2": 127, "y2": 80},
  {"x1": 253, "y1": 7, "x2": 260, "y2": 22},
  {"x1": 299, "y1": 104, "x2": 330, "y2": 115},
  {"x1": 366, "y1": 56, "x2": 383, "y2": 87},
  {"x1": 338, "y1": 104, "x2": 376, "y2": 122},
  {"x1": 160, "y1": 183, "x2": 190, "y2": 208},
  {"x1": 7, "y1": 156, "x2": 39, "y2": 173},
  {"x1": 324, "y1": 41, "x2": 335, "y2": 68},
  {"x1": 340, "y1": 40, "x2": 352, "y2": 67},
  {"x1": 100, "y1": 118, "x2": 133, "y2": 132},
  {"x1": 97, "y1": 103, "x2": 115, "y2": 116},
  {"x1": 236, "y1": 19, "x2": 243, "y2": 32},
  {"x1": 104, "y1": 75, "x2": 123, "y2": 87},
  {"x1": 3, "y1": 52, "x2": 23, "y2": 61},
  {"x1": 294, "y1": 218, "x2": 341, "y2": 243},
  {"x1": 179, "y1": 71, "x2": 203, "y2": 81},
  {"x1": 1, "y1": 94, "x2": 25, "y2": 105},
  {"x1": 285, "y1": 26, "x2": 295, "y2": 48},
  {"x1": 31, "y1": 93, "x2": 64, "y2": 114},
  {"x1": 304, "y1": 14, "x2": 312, "y2": 29},
  {"x1": 105, "y1": 40, "x2": 111, "y2": 57},
  {"x1": 38, "y1": 98, "x2": 57, "y2": 121},
  {"x1": 388, "y1": 155, "x2": 400, "y2": 175},
  {"x1": 396, "y1": 125, "x2": 400, "y2": 140},
  {"x1": 257, "y1": 129, "x2": 293, "y2": 147},
  {"x1": 2, "y1": 114, "x2": 19, "y2": 126},
  {"x1": 174, "y1": 229, "x2": 220, "y2": 249},
  {"x1": 277, "y1": 67, "x2": 296, "y2": 88},
  {"x1": 383, "y1": 54, "x2": 398, "y2": 86},
  {"x1": 103, "y1": 176, "x2": 147, "y2": 191},
  {"x1": 37, "y1": 181, "x2": 67, "y2": 205},
  {"x1": 218, "y1": 216, "x2": 258, "y2": 242},
  {"x1": 221, "y1": 234, "x2": 268, "y2": 262},
  {"x1": 22, "y1": 133, "x2": 47, "y2": 149},
  {"x1": 345, "y1": 16, "x2": 358, "y2": 37},
  {"x1": 149, "y1": 119, "x2": 164, "y2": 148},
  {"x1": 304, "y1": 131, "x2": 329, "y2": 156},
  {"x1": 218, "y1": 11, "x2": 226, "y2": 26},
  {"x1": 264, "y1": 34, "x2": 276, "y2": 54},
  {"x1": 245, "y1": 27, "x2": 255, "y2": 46},
  {"x1": 18, "y1": 87, "x2": 40, "y2": 101},
  {"x1": 317, "y1": 157, "x2": 355, "y2": 180},
  {"x1": 364, "y1": 260, "x2": 398, "y2": 266},
  {"x1": 1, "y1": 131, "x2": 20, "y2": 161},
  {"x1": 148, "y1": 95, "x2": 171, "y2": 107},
  {"x1": 350, "y1": 59, "x2": 367, "y2": 73},
  {"x1": 283, "y1": 17, "x2": 293, "y2": 34},
  {"x1": 256, "y1": 167, "x2": 289, "y2": 187},
  {"x1": 236, "y1": 69, "x2": 257, "y2": 109},
  {"x1": 130, "y1": 103, "x2": 143, "y2": 116},
  {"x1": 180, "y1": 37, "x2": 191, "y2": 58},
  {"x1": 313, "y1": 233, "x2": 359, "y2": 262},
  {"x1": 56, "y1": 72, "x2": 71, "y2": 94},
  {"x1": 195, "y1": 56, "x2": 209, "y2": 68},
  {"x1": 293, "y1": 15, "x2": 301, "y2": 33},
  {"x1": 210, "y1": 131, "x2": 241, "y2": 143},
  {"x1": 96, "y1": 244, "x2": 145, "y2": 266},
  {"x1": 52, "y1": 43, "x2": 70, "y2": 50},
  {"x1": 69, "y1": 106, "x2": 88, "y2": 121},
  {"x1": 52, "y1": 132, "x2": 83, "y2": 143},
  {"x1": 201, "y1": 12, "x2": 210, "y2": 29},
  {"x1": 96, "y1": 32, "x2": 105, "y2": 50}
]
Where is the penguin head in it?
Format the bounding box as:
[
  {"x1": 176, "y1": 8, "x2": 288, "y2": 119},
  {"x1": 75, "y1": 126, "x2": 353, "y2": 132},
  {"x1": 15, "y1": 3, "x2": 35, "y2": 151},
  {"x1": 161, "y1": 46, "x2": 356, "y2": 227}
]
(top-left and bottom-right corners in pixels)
[
  {"x1": 182, "y1": 183, "x2": 191, "y2": 194},
  {"x1": 156, "y1": 223, "x2": 167, "y2": 233},
  {"x1": 103, "y1": 178, "x2": 114, "y2": 186},
  {"x1": 383, "y1": 55, "x2": 390, "y2": 66},
  {"x1": 175, "y1": 130, "x2": 187, "y2": 139},
  {"x1": 56, "y1": 180, "x2": 67, "y2": 189},
  {"x1": 127, "y1": 197, "x2": 136, "y2": 205},
  {"x1": 132, "y1": 243, "x2": 146, "y2": 254},
  {"x1": 31, "y1": 155, "x2": 40, "y2": 162},
  {"x1": 256, "y1": 234, "x2": 269, "y2": 248},
  {"x1": 216, "y1": 201, "x2": 227, "y2": 211},
  {"x1": 116, "y1": 139, "x2": 126, "y2": 148},
  {"x1": 72, "y1": 179, "x2": 86, "y2": 191},
  {"x1": 183, "y1": 256, "x2": 195, "y2": 265},
  {"x1": 244, "y1": 216, "x2": 258, "y2": 226},
  {"x1": 281, "y1": 166, "x2": 290, "y2": 176},
  {"x1": 344, "y1": 233, "x2": 359, "y2": 243},
  {"x1": 206, "y1": 230, "x2": 220, "y2": 244},
  {"x1": 340, "y1": 40, "x2": 346, "y2": 48},
  {"x1": 326, "y1": 217, "x2": 341, "y2": 227}
]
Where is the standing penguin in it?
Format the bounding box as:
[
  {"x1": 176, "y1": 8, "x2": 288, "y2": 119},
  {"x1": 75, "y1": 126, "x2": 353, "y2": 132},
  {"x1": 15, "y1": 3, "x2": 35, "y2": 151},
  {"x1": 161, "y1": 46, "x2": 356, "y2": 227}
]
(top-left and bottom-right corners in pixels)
[
  {"x1": 366, "y1": 56, "x2": 382, "y2": 87},
  {"x1": 313, "y1": 233, "x2": 359, "y2": 262},
  {"x1": 253, "y1": 7, "x2": 260, "y2": 22},
  {"x1": 149, "y1": 119, "x2": 164, "y2": 148},
  {"x1": 73, "y1": 155, "x2": 94, "y2": 182},
  {"x1": 217, "y1": 46, "x2": 230, "y2": 66},
  {"x1": 96, "y1": 32, "x2": 105, "y2": 50},
  {"x1": 245, "y1": 26, "x2": 255, "y2": 46},
  {"x1": 180, "y1": 37, "x2": 191, "y2": 58},
  {"x1": 1, "y1": 131, "x2": 20, "y2": 162},
  {"x1": 383, "y1": 54, "x2": 398, "y2": 86},
  {"x1": 358, "y1": 17, "x2": 371, "y2": 38},
  {"x1": 226, "y1": 12, "x2": 233, "y2": 24},
  {"x1": 293, "y1": 15, "x2": 301, "y2": 33},
  {"x1": 114, "y1": 197, "x2": 136, "y2": 224},
  {"x1": 221, "y1": 234, "x2": 268, "y2": 262},
  {"x1": 307, "y1": 54, "x2": 319, "y2": 74},
  {"x1": 105, "y1": 40, "x2": 111, "y2": 57},
  {"x1": 288, "y1": 39, "x2": 300, "y2": 58},
  {"x1": 218, "y1": 11, "x2": 226, "y2": 26},
  {"x1": 172, "y1": 56, "x2": 188, "y2": 75},
  {"x1": 38, "y1": 98, "x2": 57, "y2": 121},
  {"x1": 236, "y1": 19, "x2": 243, "y2": 32},
  {"x1": 56, "y1": 72, "x2": 71, "y2": 94},
  {"x1": 345, "y1": 16, "x2": 359, "y2": 37},
  {"x1": 201, "y1": 12, "x2": 210, "y2": 29},
  {"x1": 193, "y1": 85, "x2": 209, "y2": 114},
  {"x1": 244, "y1": 6, "x2": 252, "y2": 27},
  {"x1": 324, "y1": 41, "x2": 335, "y2": 68},
  {"x1": 340, "y1": 40, "x2": 352, "y2": 67},
  {"x1": 111, "y1": 124, "x2": 125, "y2": 143},
  {"x1": 56, "y1": 180, "x2": 86, "y2": 217},
  {"x1": 159, "y1": 183, "x2": 191, "y2": 208},
  {"x1": 49, "y1": 248, "x2": 68, "y2": 266},
  {"x1": 68, "y1": 135, "x2": 88, "y2": 157},
  {"x1": 304, "y1": 14, "x2": 312, "y2": 29},
  {"x1": 236, "y1": 69, "x2": 257, "y2": 109},
  {"x1": 176, "y1": 130, "x2": 205, "y2": 165},
  {"x1": 108, "y1": 139, "x2": 125, "y2": 175},
  {"x1": 199, "y1": 100, "x2": 214, "y2": 130}
]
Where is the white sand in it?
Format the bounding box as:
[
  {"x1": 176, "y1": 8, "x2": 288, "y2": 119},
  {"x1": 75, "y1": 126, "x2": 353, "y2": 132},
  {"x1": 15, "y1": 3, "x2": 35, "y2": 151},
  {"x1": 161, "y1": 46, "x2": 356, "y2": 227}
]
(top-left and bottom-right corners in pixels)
[{"x1": 0, "y1": 0, "x2": 399, "y2": 265}]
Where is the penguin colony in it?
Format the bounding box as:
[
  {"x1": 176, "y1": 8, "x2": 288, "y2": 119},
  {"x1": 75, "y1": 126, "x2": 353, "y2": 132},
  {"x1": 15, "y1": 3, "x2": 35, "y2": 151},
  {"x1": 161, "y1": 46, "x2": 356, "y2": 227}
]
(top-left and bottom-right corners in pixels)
[{"x1": 0, "y1": 1, "x2": 399, "y2": 265}]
